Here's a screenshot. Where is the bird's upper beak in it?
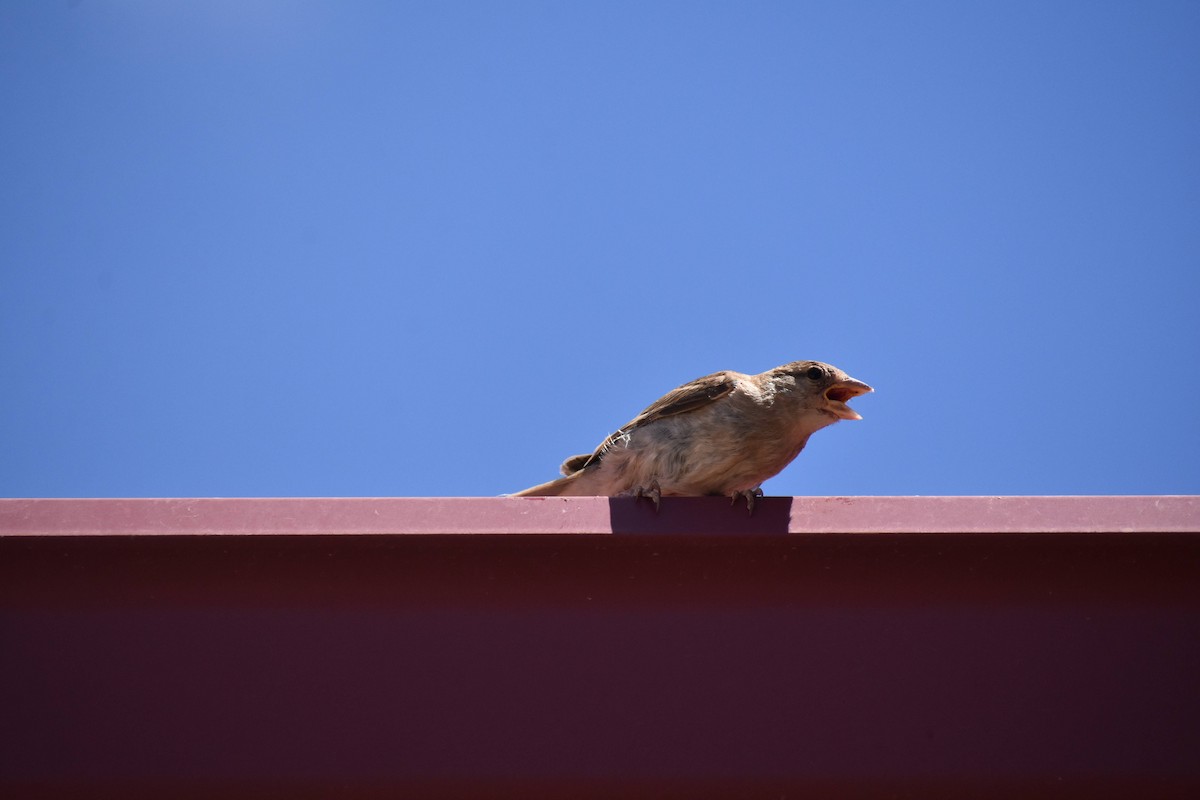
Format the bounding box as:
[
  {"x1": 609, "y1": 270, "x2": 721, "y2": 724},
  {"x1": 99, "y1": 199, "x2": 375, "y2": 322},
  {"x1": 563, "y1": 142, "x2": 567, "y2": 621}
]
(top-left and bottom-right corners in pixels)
[{"x1": 824, "y1": 378, "x2": 873, "y2": 420}]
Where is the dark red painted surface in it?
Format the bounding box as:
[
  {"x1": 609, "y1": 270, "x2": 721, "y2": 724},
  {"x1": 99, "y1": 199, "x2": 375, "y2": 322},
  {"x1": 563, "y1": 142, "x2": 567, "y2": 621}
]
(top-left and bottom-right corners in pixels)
[{"x1": 2, "y1": 497, "x2": 1198, "y2": 798}]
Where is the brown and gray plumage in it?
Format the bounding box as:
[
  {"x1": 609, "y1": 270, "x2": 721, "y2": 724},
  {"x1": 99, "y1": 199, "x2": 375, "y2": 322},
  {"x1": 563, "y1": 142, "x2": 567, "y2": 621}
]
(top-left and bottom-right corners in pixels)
[{"x1": 512, "y1": 360, "x2": 872, "y2": 512}]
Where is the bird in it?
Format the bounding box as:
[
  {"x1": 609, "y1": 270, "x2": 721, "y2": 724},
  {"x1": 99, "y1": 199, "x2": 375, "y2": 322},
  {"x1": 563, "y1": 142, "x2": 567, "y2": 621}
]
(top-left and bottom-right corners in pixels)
[{"x1": 511, "y1": 360, "x2": 872, "y2": 513}]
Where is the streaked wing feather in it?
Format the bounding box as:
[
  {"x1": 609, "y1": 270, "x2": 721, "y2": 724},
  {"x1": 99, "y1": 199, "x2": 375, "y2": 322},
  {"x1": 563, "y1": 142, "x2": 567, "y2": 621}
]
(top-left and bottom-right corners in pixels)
[
  {"x1": 626, "y1": 371, "x2": 737, "y2": 427},
  {"x1": 578, "y1": 371, "x2": 738, "y2": 468}
]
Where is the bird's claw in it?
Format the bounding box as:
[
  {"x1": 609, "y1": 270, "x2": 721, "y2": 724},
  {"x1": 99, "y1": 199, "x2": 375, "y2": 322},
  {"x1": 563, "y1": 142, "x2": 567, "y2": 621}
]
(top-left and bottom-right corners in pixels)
[
  {"x1": 730, "y1": 487, "x2": 764, "y2": 516},
  {"x1": 634, "y1": 480, "x2": 662, "y2": 513}
]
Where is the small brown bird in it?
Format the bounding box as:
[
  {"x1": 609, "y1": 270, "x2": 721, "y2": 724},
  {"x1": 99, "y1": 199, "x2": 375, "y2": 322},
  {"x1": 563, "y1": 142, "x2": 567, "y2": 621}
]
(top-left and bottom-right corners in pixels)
[{"x1": 512, "y1": 360, "x2": 872, "y2": 513}]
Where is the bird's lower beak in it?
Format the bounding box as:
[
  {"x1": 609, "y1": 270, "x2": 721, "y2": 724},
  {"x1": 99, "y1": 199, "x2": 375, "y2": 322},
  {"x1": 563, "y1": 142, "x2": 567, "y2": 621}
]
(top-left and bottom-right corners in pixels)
[{"x1": 824, "y1": 379, "x2": 873, "y2": 420}]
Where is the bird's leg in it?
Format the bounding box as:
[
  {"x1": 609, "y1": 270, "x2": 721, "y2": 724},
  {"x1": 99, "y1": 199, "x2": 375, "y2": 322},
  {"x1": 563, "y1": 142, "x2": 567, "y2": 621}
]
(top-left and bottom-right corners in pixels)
[
  {"x1": 633, "y1": 479, "x2": 662, "y2": 512},
  {"x1": 730, "y1": 487, "x2": 764, "y2": 516}
]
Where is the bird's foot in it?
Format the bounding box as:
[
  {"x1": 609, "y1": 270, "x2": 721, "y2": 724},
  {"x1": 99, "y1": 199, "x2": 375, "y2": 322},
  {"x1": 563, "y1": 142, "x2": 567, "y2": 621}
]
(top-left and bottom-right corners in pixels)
[
  {"x1": 633, "y1": 480, "x2": 662, "y2": 513},
  {"x1": 730, "y1": 487, "x2": 764, "y2": 516}
]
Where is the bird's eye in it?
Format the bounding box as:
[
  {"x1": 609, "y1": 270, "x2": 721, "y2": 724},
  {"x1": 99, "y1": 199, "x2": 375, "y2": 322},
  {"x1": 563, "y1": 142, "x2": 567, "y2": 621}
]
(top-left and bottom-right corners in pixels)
[{"x1": 805, "y1": 366, "x2": 825, "y2": 381}]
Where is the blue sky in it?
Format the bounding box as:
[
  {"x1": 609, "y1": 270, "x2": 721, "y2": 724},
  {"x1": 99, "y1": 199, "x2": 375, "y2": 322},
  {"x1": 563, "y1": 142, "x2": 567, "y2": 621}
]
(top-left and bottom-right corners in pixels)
[{"x1": 2, "y1": 1, "x2": 1198, "y2": 498}]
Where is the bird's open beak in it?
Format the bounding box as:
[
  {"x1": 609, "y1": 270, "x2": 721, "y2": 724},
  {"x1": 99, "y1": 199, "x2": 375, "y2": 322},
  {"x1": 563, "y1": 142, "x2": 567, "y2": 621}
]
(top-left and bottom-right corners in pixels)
[{"x1": 824, "y1": 379, "x2": 873, "y2": 420}]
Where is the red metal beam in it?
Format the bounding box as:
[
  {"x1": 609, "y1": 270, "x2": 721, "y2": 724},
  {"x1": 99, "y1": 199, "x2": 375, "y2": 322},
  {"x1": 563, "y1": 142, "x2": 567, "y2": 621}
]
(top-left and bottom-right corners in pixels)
[
  {"x1": 2, "y1": 497, "x2": 1198, "y2": 798},
  {"x1": 3, "y1": 495, "x2": 1198, "y2": 535}
]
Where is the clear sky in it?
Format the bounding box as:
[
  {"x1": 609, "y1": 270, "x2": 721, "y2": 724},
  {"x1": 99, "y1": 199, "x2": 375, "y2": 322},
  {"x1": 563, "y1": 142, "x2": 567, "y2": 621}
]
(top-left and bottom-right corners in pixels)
[{"x1": 2, "y1": 1, "x2": 1198, "y2": 499}]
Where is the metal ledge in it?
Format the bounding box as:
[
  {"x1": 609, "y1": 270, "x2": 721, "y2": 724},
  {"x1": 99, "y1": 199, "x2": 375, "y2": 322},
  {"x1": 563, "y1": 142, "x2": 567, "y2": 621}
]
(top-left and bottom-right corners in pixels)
[
  {"x1": 2, "y1": 497, "x2": 1198, "y2": 798},
  {"x1": 3, "y1": 495, "x2": 1198, "y2": 535}
]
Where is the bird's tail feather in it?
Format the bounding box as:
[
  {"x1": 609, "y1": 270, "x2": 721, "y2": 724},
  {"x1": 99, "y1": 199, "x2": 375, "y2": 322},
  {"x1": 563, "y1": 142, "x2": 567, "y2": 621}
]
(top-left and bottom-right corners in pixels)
[
  {"x1": 559, "y1": 453, "x2": 593, "y2": 475},
  {"x1": 510, "y1": 472, "x2": 581, "y2": 497}
]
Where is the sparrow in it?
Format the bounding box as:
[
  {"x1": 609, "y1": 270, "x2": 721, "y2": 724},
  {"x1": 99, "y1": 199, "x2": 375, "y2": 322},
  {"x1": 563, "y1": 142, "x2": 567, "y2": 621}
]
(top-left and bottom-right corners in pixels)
[{"x1": 512, "y1": 360, "x2": 872, "y2": 513}]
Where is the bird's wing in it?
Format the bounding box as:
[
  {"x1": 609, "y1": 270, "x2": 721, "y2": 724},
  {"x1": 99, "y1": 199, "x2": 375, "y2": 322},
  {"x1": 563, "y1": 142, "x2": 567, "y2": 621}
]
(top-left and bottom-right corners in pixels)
[
  {"x1": 578, "y1": 371, "x2": 739, "y2": 469},
  {"x1": 625, "y1": 370, "x2": 739, "y2": 427}
]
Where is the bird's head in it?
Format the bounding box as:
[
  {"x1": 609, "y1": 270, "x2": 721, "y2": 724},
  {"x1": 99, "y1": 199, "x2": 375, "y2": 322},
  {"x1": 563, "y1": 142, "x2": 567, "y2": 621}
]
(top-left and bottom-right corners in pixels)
[{"x1": 776, "y1": 361, "x2": 873, "y2": 421}]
